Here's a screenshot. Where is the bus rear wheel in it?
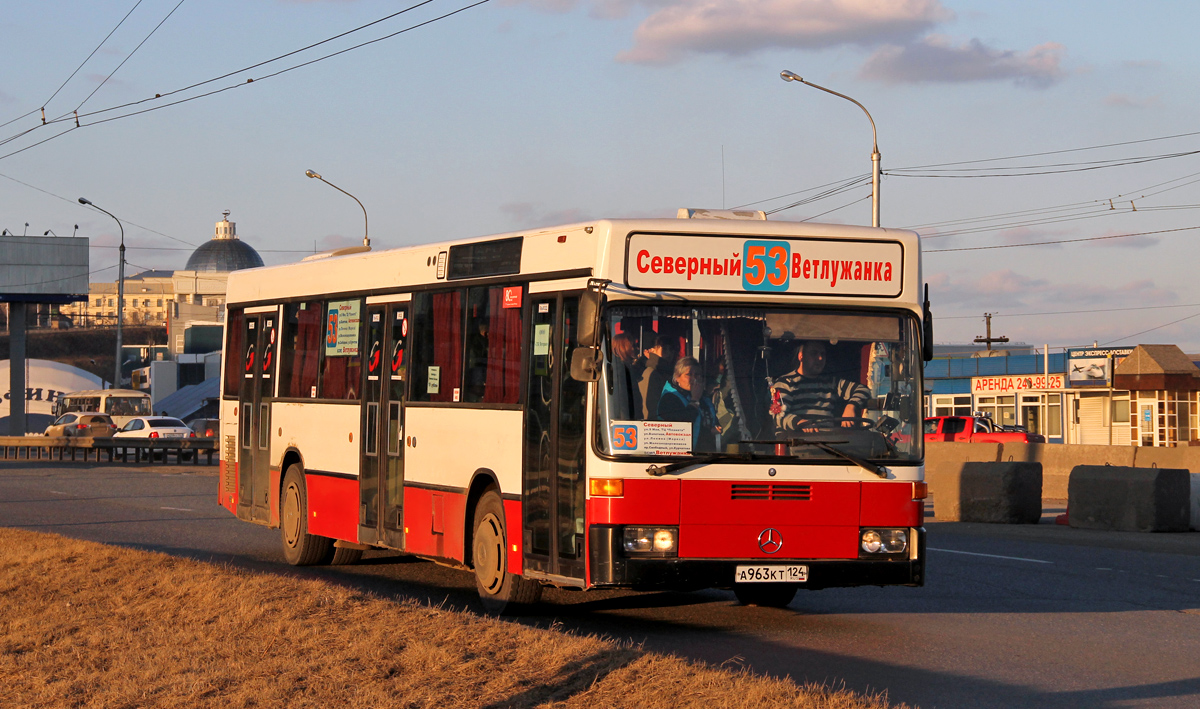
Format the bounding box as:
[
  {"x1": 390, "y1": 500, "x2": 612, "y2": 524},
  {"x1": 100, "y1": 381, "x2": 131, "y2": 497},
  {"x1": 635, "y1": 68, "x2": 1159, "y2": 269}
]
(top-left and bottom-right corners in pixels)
[
  {"x1": 472, "y1": 490, "x2": 541, "y2": 614},
  {"x1": 280, "y1": 465, "x2": 333, "y2": 566},
  {"x1": 734, "y1": 584, "x2": 797, "y2": 608}
]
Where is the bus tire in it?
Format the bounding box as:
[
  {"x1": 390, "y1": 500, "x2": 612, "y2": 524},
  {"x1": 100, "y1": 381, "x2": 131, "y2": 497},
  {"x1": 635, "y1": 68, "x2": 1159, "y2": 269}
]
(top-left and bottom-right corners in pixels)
[
  {"x1": 734, "y1": 584, "x2": 797, "y2": 608},
  {"x1": 280, "y1": 465, "x2": 333, "y2": 566},
  {"x1": 472, "y1": 490, "x2": 541, "y2": 614},
  {"x1": 330, "y1": 547, "x2": 363, "y2": 565}
]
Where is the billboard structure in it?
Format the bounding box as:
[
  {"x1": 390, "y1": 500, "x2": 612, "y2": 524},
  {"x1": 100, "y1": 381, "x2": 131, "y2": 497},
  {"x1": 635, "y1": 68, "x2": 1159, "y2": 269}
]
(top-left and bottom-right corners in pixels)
[
  {"x1": 1067, "y1": 347, "x2": 1135, "y2": 386},
  {"x1": 0, "y1": 235, "x2": 90, "y2": 434}
]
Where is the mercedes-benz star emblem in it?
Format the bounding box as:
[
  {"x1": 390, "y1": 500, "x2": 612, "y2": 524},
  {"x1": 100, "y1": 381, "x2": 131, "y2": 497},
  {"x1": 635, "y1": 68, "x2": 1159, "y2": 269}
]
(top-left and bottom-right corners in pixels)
[{"x1": 757, "y1": 528, "x2": 783, "y2": 554}]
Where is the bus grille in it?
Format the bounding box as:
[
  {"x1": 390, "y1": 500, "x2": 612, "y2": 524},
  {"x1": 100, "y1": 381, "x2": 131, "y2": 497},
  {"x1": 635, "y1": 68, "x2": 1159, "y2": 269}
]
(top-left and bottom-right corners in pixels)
[
  {"x1": 730, "y1": 483, "x2": 811, "y2": 501},
  {"x1": 222, "y1": 436, "x2": 237, "y2": 493}
]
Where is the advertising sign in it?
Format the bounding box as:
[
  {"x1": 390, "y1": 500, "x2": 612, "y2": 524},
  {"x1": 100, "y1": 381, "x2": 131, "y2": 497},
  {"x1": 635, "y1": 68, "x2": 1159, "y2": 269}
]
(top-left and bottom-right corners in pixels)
[
  {"x1": 1067, "y1": 347, "x2": 1133, "y2": 386},
  {"x1": 325, "y1": 300, "x2": 361, "y2": 357},
  {"x1": 0, "y1": 359, "x2": 105, "y2": 431},
  {"x1": 626, "y1": 233, "x2": 903, "y2": 297},
  {"x1": 972, "y1": 374, "x2": 1065, "y2": 394}
]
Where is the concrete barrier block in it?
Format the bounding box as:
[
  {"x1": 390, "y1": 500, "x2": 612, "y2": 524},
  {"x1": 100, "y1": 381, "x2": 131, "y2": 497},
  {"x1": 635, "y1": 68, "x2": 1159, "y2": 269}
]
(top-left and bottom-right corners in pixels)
[
  {"x1": 1132, "y1": 447, "x2": 1191, "y2": 472},
  {"x1": 925, "y1": 442, "x2": 1000, "y2": 508},
  {"x1": 1068, "y1": 465, "x2": 1191, "y2": 532},
  {"x1": 934, "y1": 461, "x2": 1042, "y2": 523}
]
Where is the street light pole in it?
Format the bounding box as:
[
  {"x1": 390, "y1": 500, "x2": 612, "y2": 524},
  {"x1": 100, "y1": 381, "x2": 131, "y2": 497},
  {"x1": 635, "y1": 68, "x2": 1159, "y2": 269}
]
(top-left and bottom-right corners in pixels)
[
  {"x1": 305, "y1": 170, "x2": 370, "y2": 248},
  {"x1": 79, "y1": 197, "x2": 125, "y2": 388},
  {"x1": 780, "y1": 70, "x2": 881, "y2": 228}
]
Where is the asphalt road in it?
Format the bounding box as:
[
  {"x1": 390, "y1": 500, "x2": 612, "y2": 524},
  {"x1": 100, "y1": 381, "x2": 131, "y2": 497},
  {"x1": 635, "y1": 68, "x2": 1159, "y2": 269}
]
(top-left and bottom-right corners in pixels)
[{"x1": 2, "y1": 461, "x2": 1198, "y2": 709}]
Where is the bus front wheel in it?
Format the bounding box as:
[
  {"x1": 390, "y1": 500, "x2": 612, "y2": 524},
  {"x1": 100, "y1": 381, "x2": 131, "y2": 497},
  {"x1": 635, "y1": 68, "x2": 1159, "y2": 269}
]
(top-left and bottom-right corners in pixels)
[
  {"x1": 280, "y1": 465, "x2": 333, "y2": 566},
  {"x1": 471, "y1": 490, "x2": 542, "y2": 614}
]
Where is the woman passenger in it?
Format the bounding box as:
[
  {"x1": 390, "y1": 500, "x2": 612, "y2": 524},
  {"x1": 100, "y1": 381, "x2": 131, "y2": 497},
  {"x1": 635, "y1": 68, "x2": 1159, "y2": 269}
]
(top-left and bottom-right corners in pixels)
[{"x1": 657, "y1": 357, "x2": 720, "y2": 452}]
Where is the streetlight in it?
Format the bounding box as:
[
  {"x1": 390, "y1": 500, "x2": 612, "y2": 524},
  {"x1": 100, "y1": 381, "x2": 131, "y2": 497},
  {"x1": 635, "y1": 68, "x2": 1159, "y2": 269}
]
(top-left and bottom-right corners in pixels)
[
  {"x1": 79, "y1": 197, "x2": 125, "y2": 388},
  {"x1": 305, "y1": 169, "x2": 370, "y2": 248},
  {"x1": 43, "y1": 229, "x2": 57, "y2": 236},
  {"x1": 780, "y1": 70, "x2": 882, "y2": 228}
]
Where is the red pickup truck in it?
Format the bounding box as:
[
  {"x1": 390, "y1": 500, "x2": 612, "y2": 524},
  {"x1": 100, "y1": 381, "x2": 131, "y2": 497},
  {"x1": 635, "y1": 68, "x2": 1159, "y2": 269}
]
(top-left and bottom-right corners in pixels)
[{"x1": 924, "y1": 415, "x2": 1045, "y2": 443}]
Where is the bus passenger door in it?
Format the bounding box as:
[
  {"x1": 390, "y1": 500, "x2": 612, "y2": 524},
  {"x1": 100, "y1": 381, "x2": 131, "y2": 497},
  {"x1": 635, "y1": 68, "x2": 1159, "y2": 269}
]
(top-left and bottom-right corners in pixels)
[
  {"x1": 522, "y1": 295, "x2": 587, "y2": 583},
  {"x1": 238, "y1": 313, "x2": 276, "y2": 523},
  {"x1": 360, "y1": 304, "x2": 408, "y2": 548}
]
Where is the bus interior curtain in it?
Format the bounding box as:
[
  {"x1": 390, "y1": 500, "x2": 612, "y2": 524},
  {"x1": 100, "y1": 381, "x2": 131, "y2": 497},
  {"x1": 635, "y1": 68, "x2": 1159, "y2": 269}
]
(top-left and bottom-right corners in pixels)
[
  {"x1": 431, "y1": 291, "x2": 463, "y2": 403},
  {"x1": 289, "y1": 303, "x2": 322, "y2": 397},
  {"x1": 484, "y1": 287, "x2": 522, "y2": 404}
]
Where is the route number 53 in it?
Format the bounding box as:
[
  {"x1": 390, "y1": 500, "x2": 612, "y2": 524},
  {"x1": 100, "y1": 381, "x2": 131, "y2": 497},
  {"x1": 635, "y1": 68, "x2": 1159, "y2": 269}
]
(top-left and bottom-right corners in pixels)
[
  {"x1": 611, "y1": 425, "x2": 639, "y2": 451},
  {"x1": 742, "y1": 240, "x2": 790, "y2": 292}
]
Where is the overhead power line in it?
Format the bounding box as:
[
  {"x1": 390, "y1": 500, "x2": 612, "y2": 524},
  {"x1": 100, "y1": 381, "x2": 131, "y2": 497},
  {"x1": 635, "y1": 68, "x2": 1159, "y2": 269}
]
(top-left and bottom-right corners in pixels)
[
  {"x1": 925, "y1": 225, "x2": 1200, "y2": 253},
  {"x1": 0, "y1": 0, "x2": 487, "y2": 162},
  {"x1": 939, "y1": 302, "x2": 1200, "y2": 320}
]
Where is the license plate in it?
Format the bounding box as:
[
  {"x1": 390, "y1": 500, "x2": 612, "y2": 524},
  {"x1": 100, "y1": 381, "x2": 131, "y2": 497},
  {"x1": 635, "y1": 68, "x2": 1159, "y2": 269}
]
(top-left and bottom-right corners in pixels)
[{"x1": 735, "y1": 565, "x2": 808, "y2": 583}]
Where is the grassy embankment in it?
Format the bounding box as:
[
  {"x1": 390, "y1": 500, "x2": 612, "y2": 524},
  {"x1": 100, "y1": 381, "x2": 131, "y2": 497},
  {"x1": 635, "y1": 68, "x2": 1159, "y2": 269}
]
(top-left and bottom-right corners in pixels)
[{"x1": 0, "y1": 528, "x2": 906, "y2": 708}]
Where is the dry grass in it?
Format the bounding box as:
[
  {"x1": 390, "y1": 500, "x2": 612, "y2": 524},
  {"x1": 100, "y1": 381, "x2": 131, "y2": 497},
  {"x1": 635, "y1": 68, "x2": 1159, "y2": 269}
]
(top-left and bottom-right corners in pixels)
[{"x1": 0, "y1": 529, "x2": 907, "y2": 708}]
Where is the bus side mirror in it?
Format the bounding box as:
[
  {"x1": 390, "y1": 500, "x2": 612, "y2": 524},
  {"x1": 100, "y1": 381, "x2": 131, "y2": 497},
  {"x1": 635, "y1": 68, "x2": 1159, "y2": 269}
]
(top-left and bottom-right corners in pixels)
[
  {"x1": 923, "y1": 284, "x2": 934, "y2": 362},
  {"x1": 570, "y1": 347, "x2": 602, "y2": 382},
  {"x1": 578, "y1": 289, "x2": 602, "y2": 348}
]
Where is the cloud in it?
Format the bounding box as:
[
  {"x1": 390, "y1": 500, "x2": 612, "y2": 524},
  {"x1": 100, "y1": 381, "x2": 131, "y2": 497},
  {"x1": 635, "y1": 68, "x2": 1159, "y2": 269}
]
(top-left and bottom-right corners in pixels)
[
  {"x1": 616, "y1": 0, "x2": 952, "y2": 65},
  {"x1": 859, "y1": 35, "x2": 1065, "y2": 87},
  {"x1": 499, "y1": 202, "x2": 591, "y2": 228},
  {"x1": 1103, "y1": 93, "x2": 1160, "y2": 109}
]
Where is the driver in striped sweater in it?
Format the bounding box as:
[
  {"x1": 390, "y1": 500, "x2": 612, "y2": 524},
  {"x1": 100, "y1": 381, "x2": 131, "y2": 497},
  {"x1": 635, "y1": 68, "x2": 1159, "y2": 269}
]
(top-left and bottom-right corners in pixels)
[{"x1": 770, "y1": 340, "x2": 870, "y2": 433}]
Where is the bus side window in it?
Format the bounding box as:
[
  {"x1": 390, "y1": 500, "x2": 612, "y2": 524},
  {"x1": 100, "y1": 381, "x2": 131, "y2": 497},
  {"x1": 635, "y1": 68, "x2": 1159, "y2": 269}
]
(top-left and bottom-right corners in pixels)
[
  {"x1": 411, "y1": 291, "x2": 464, "y2": 403},
  {"x1": 464, "y1": 286, "x2": 522, "y2": 405},
  {"x1": 225, "y1": 309, "x2": 245, "y2": 396}
]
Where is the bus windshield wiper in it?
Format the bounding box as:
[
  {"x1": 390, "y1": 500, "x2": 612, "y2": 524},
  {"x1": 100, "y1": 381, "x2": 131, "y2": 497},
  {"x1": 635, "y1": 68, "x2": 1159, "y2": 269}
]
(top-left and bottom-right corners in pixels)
[
  {"x1": 742, "y1": 439, "x2": 890, "y2": 478},
  {"x1": 646, "y1": 452, "x2": 764, "y2": 477}
]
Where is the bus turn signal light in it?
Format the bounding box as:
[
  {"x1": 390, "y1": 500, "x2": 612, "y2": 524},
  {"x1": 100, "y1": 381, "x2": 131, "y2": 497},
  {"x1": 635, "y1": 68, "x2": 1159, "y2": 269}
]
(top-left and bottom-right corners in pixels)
[
  {"x1": 912, "y1": 482, "x2": 928, "y2": 500},
  {"x1": 589, "y1": 478, "x2": 624, "y2": 497}
]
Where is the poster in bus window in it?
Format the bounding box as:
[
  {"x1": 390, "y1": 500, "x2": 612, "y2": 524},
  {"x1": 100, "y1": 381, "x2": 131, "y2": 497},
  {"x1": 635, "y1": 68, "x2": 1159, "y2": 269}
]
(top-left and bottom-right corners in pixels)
[
  {"x1": 609, "y1": 420, "x2": 692, "y2": 456},
  {"x1": 533, "y1": 324, "x2": 552, "y2": 376},
  {"x1": 325, "y1": 300, "x2": 361, "y2": 357}
]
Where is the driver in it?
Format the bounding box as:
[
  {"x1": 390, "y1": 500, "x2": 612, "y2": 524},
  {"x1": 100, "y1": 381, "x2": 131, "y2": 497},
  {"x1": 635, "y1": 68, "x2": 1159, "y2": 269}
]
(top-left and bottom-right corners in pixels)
[{"x1": 770, "y1": 340, "x2": 869, "y2": 433}]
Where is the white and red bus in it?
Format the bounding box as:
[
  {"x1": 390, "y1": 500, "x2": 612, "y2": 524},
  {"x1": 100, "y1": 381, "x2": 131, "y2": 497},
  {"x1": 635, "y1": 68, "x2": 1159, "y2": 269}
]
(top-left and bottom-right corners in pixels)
[{"x1": 218, "y1": 210, "x2": 931, "y2": 611}]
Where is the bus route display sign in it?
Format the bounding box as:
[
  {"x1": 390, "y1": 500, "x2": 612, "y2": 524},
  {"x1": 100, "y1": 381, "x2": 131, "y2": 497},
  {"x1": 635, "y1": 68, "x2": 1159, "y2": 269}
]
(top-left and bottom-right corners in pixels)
[
  {"x1": 626, "y1": 233, "x2": 903, "y2": 297},
  {"x1": 325, "y1": 299, "x2": 362, "y2": 357}
]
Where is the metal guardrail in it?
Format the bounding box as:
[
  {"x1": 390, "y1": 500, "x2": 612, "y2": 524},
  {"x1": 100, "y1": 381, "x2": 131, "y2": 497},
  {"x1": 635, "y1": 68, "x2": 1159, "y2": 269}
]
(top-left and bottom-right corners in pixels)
[{"x1": 0, "y1": 436, "x2": 217, "y2": 465}]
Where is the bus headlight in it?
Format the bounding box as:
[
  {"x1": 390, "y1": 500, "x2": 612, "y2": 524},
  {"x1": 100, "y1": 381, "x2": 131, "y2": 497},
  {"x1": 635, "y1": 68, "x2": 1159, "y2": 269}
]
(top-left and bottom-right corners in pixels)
[
  {"x1": 860, "y1": 528, "x2": 907, "y2": 557},
  {"x1": 622, "y1": 526, "x2": 678, "y2": 557}
]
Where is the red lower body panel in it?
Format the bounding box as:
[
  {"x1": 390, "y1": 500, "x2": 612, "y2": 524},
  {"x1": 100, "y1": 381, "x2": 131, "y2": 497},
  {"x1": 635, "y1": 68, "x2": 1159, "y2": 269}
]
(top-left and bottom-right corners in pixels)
[
  {"x1": 404, "y1": 487, "x2": 467, "y2": 562},
  {"x1": 305, "y1": 474, "x2": 358, "y2": 542}
]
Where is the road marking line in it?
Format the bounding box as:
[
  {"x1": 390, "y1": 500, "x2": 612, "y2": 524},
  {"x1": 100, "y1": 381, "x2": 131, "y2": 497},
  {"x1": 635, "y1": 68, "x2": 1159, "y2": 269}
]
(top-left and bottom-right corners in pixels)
[
  {"x1": 48, "y1": 490, "x2": 69, "y2": 495},
  {"x1": 928, "y1": 547, "x2": 1053, "y2": 564},
  {"x1": 160, "y1": 506, "x2": 193, "y2": 512}
]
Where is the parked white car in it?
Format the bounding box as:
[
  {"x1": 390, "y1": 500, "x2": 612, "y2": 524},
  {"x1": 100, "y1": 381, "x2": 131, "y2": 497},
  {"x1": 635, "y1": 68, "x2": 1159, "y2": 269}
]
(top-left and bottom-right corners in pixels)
[{"x1": 113, "y1": 417, "x2": 196, "y2": 439}]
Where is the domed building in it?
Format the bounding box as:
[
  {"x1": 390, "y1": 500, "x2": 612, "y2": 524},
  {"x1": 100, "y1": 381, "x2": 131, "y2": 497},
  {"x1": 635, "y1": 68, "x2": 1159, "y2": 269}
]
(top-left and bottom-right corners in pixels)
[
  {"x1": 170, "y1": 212, "x2": 263, "y2": 355},
  {"x1": 184, "y1": 212, "x2": 264, "y2": 272}
]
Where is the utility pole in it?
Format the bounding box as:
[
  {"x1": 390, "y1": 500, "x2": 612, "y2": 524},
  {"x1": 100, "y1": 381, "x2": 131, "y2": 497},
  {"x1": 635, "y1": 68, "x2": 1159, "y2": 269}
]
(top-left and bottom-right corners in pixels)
[{"x1": 973, "y1": 313, "x2": 1009, "y2": 351}]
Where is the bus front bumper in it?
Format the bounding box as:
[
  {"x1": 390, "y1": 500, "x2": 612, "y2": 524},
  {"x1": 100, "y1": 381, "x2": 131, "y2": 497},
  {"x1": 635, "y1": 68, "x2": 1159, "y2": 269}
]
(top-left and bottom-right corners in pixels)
[{"x1": 588, "y1": 526, "x2": 925, "y2": 591}]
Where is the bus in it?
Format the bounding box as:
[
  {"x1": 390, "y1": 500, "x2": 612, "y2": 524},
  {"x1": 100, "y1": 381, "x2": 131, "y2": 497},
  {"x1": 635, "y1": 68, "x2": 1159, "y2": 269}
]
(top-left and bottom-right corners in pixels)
[
  {"x1": 55, "y1": 388, "x2": 153, "y2": 428},
  {"x1": 218, "y1": 210, "x2": 932, "y2": 611}
]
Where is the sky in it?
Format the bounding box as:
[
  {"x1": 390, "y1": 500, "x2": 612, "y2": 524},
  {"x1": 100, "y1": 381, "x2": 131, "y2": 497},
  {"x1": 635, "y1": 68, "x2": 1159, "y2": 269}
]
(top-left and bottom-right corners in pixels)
[{"x1": 4, "y1": 0, "x2": 1200, "y2": 352}]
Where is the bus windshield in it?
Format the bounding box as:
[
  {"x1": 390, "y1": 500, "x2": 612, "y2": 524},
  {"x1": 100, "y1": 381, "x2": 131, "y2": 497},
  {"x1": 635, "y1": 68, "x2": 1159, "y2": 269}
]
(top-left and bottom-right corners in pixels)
[{"x1": 597, "y1": 305, "x2": 922, "y2": 463}]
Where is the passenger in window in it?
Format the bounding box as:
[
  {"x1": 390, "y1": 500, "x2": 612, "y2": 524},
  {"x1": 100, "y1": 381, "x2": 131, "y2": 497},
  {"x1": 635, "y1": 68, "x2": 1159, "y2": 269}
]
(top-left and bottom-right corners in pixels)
[
  {"x1": 657, "y1": 357, "x2": 720, "y2": 452},
  {"x1": 639, "y1": 335, "x2": 679, "y2": 420},
  {"x1": 610, "y1": 333, "x2": 642, "y2": 420},
  {"x1": 465, "y1": 317, "x2": 489, "y2": 401},
  {"x1": 770, "y1": 340, "x2": 869, "y2": 433}
]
